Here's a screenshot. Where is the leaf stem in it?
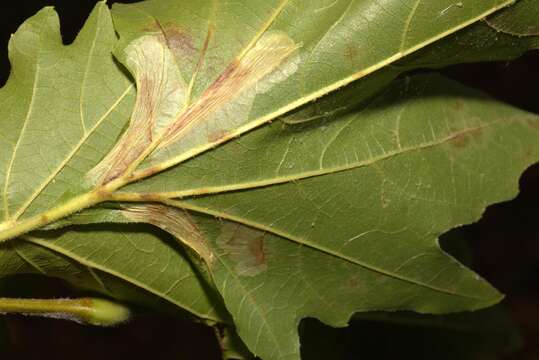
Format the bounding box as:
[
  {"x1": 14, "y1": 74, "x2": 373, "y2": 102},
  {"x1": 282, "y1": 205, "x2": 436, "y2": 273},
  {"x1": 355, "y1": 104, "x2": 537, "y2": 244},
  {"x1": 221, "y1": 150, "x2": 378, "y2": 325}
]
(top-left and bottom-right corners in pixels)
[
  {"x1": 0, "y1": 297, "x2": 131, "y2": 326},
  {"x1": 0, "y1": 157, "x2": 170, "y2": 241},
  {"x1": 0, "y1": 190, "x2": 106, "y2": 242}
]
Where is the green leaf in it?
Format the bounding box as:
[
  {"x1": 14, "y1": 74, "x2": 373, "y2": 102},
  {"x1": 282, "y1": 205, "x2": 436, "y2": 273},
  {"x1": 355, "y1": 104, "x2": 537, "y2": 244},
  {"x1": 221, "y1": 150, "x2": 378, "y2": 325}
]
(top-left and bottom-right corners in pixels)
[
  {"x1": 1, "y1": 1, "x2": 538, "y2": 359},
  {"x1": 486, "y1": 0, "x2": 539, "y2": 37},
  {"x1": 116, "y1": 0, "x2": 539, "y2": 196},
  {"x1": 0, "y1": 226, "x2": 228, "y2": 322},
  {"x1": 0, "y1": 2, "x2": 134, "y2": 225},
  {"x1": 119, "y1": 74, "x2": 539, "y2": 359},
  {"x1": 0, "y1": 4, "x2": 221, "y2": 318},
  {"x1": 0, "y1": 0, "x2": 528, "y2": 240},
  {"x1": 104, "y1": 0, "x2": 516, "y2": 182}
]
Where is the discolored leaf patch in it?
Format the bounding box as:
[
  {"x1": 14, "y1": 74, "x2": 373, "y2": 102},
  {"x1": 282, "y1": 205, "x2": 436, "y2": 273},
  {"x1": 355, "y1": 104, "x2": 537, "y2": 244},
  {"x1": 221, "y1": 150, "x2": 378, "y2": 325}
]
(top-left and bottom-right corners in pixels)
[
  {"x1": 449, "y1": 126, "x2": 484, "y2": 148},
  {"x1": 155, "y1": 31, "x2": 301, "y2": 153},
  {"x1": 216, "y1": 223, "x2": 268, "y2": 277},
  {"x1": 122, "y1": 204, "x2": 214, "y2": 266},
  {"x1": 87, "y1": 34, "x2": 188, "y2": 184},
  {"x1": 88, "y1": 30, "x2": 299, "y2": 184},
  {"x1": 152, "y1": 22, "x2": 199, "y2": 59}
]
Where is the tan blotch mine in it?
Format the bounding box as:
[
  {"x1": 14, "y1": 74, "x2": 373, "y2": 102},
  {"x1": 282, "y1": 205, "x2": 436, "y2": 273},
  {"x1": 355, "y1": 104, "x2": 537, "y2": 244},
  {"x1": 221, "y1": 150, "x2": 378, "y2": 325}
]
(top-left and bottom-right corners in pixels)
[
  {"x1": 87, "y1": 34, "x2": 188, "y2": 185},
  {"x1": 155, "y1": 31, "x2": 300, "y2": 152},
  {"x1": 216, "y1": 222, "x2": 268, "y2": 277},
  {"x1": 122, "y1": 204, "x2": 214, "y2": 265},
  {"x1": 87, "y1": 30, "x2": 299, "y2": 184}
]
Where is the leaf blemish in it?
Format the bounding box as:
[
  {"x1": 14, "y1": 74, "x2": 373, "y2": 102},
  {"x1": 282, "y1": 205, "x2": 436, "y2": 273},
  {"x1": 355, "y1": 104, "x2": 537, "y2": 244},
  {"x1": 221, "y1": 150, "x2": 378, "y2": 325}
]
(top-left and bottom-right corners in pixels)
[
  {"x1": 87, "y1": 34, "x2": 188, "y2": 184},
  {"x1": 343, "y1": 44, "x2": 359, "y2": 65},
  {"x1": 156, "y1": 31, "x2": 300, "y2": 151},
  {"x1": 449, "y1": 127, "x2": 483, "y2": 148},
  {"x1": 89, "y1": 30, "x2": 298, "y2": 182},
  {"x1": 526, "y1": 118, "x2": 539, "y2": 131},
  {"x1": 207, "y1": 129, "x2": 230, "y2": 143},
  {"x1": 145, "y1": 21, "x2": 198, "y2": 59},
  {"x1": 453, "y1": 100, "x2": 464, "y2": 112},
  {"x1": 122, "y1": 205, "x2": 214, "y2": 266},
  {"x1": 163, "y1": 27, "x2": 197, "y2": 58},
  {"x1": 217, "y1": 223, "x2": 268, "y2": 277}
]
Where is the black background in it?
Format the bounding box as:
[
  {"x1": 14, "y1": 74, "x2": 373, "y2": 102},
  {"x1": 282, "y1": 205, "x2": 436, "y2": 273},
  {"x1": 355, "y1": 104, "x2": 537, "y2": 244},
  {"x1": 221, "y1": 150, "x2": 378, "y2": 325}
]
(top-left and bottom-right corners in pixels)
[{"x1": 0, "y1": 1, "x2": 538, "y2": 359}]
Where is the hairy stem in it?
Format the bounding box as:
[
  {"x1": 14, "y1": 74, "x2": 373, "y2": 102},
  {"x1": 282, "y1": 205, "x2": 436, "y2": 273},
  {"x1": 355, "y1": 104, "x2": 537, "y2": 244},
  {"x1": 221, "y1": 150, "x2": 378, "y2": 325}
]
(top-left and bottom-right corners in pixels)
[
  {"x1": 0, "y1": 189, "x2": 106, "y2": 242},
  {"x1": 0, "y1": 297, "x2": 131, "y2": 326},
  {"x1": 0, "y1": 164, "x2": 173, "y2": 241}
]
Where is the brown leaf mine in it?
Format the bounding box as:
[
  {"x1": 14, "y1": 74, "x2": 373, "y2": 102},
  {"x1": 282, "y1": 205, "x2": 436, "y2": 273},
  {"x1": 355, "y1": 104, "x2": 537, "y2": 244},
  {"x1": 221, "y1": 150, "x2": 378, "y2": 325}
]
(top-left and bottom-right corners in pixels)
[
  {"x1": 122, "y1": 204, "x2": 214, "y2": 266},
  {"x1": 87, "y1": 34, "x2": 188, "y2": 184},
  {"x1": 88, "y1": 30, "x2": 299, "y2": 183},
  {"x1": 216, "y1": 223, "x2": 268, "y2": 277},
  {"x1": 152, "y1": 31, "x2": 300, "y2": 159}
]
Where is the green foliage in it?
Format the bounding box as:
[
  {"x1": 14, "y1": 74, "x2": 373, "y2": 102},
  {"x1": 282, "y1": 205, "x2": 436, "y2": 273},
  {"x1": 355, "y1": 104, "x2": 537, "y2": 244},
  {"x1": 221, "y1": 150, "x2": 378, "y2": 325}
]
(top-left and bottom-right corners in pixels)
[{"x1": 0, "y1": 1, "x2": 537, "y2": 359}]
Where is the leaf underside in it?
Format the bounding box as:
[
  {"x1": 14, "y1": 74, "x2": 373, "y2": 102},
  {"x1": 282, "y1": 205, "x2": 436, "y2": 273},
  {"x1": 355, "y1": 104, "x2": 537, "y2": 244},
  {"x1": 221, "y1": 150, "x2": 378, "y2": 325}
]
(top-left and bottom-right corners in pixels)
[{"x1": 0, "y1": 1, "x2": 538, "y2": 360}]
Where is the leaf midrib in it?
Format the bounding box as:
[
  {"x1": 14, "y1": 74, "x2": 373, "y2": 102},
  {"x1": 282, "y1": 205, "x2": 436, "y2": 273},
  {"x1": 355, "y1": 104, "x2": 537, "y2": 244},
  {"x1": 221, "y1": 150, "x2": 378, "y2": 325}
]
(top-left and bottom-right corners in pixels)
[{"x1": 120, "y1": 118, "x2": 513, "y2": 200}]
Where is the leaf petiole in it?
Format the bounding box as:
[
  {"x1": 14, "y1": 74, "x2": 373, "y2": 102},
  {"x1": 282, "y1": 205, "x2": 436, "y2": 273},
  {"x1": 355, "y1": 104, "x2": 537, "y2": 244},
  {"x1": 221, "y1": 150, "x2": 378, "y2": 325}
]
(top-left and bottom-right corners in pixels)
[
  {"x1": 0, "y1": 297, "x2": 131, "y2": 326},
  {"x1": 0, "y1": 190, "x2": 106, "y2": 242}
]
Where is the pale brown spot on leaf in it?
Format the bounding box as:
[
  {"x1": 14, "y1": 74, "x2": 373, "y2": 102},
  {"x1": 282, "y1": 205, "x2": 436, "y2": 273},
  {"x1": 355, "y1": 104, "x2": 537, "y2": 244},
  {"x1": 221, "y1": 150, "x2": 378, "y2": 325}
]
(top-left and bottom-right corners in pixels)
[
  {"x1": 450, "y1": 133, "x2": 468, "y2": 148},
  {"x1": 144, "y1": 21, "x2": 198, "y2": 59},
  {"x1": 207, "y1": 129, "x2": 229, "y2": 143},
  {"x1": 164, "y1": 26, "x2": 198, "y2": 59},
  {"x1": 122, "y1": 205, "x2": 214, "y2": 265},
  {"x1": 451, "y1": 100, "x2": 464, "y2": 112},
  {"x1": 217, "y1": 223, "x2": 268, "y2": 277},
  {"x1": 526, "y1": 118, "x2": 539, "y2": 131},
  {"x1": 247, "y1": 236, "x2": 266, "y2": 267},
  {"x1": 449, "y1": 127, "x2": 483, "y2": 148},
  {"x1": 343, "y1": 44, "x2": 359, "y2": 65}
]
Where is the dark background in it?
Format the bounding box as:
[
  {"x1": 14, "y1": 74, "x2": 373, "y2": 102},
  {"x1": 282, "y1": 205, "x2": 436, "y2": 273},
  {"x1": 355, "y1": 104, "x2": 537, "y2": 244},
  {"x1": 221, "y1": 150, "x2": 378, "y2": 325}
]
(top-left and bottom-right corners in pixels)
[{"x1": 0, "y1": 1, "x2": 538, "y2": 359}]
